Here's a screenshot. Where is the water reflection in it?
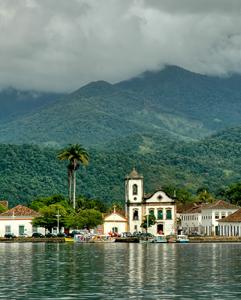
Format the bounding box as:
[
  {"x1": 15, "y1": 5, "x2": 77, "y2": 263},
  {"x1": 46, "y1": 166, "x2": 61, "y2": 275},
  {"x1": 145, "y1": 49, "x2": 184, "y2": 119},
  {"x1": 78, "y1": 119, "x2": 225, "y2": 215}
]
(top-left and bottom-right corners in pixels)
[{"x1": 0, "y1": 243, "x2": 241, "y2": 299}]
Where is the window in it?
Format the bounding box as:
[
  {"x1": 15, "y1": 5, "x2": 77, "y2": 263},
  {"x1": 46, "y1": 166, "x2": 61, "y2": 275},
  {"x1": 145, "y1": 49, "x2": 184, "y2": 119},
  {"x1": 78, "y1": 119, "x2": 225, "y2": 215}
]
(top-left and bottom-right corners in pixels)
[
  {"x1": 32, "y1": 226, "x2": 38, "y2": 233},
  {"x1": 166, "y1": 209, "x2": 172, "y2": 220},
  {"x1": 157, "y1": 210, "x2": 162, "y2": 220},
  {"x1": 133, "y1": 210, "x2": 139, "y2": 220},
  {"x1": 133, "y1": 184, "x2": 138, "y2": 195},
  {"x1": 221, "y1": 213, "x2": 226, "y2": 219},
  {"x1": 19, "y1": 225, "x2": 25, "y2": 236},
  {"x1": 215, "y1": 212, "x2": 219, "y2": 219},
  {"x1": 134, "y1": 225, "x2": 138, "y2": 231},
  {"x1": 5, "y1": 225, "x2": 11, "y2": 234},
  {"x1": 112, "y1": 227, "x2": 118, "y2": 233},
  {"x1": 149, "y1": 209, "x2": 154, "y2": 216}
]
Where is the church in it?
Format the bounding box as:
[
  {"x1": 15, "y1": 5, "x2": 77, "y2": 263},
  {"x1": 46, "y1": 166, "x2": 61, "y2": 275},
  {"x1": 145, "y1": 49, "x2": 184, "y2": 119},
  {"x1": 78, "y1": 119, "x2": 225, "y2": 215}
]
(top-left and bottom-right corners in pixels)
[{"x1": 125, "y1": 168, "x2": 176, "y2": 236}]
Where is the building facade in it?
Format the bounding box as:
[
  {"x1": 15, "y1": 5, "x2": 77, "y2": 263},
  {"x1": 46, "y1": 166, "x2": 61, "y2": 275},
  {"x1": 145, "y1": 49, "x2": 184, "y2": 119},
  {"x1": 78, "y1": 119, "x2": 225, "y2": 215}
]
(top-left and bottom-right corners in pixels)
[
  {"x1": 179, "y1": 204, "x2": 203, "y2": 235},
  {"x1": 103, "y1": 209, "x2": 127, "y2": 235},
  {"x1": 218, "y1": 208, "x2": 241, "y2": 236},
  {"x1": 0, "y1": 205, "x2": 45, "y2": 237},
  {"x1": 125, "y1": 169, "x2": 176, "y2": 236},
  {"x1": 180, "y1": 200, "x2": 239, "y2": 236}
]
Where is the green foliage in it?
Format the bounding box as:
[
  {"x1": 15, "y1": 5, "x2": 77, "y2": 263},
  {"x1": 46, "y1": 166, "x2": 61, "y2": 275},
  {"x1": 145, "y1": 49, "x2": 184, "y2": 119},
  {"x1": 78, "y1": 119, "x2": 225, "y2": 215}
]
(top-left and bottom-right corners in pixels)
[
  {"x1": 223, "y1": 183, "x2": 241, "y2": 206},
  {"x1": 32, "y1": 203, "x2": 68, "y2": 231},
  {"x1": 0, "y1": 204, "x2": 7, "y2": 213},
  {"x1": 64, "y1": 209, "x2": 103, "y2": 229},
  {"x1": 1, "y1": 124, "x2": 241, "y2": 207},
  {"x1": 30, "y1": 194, "x2": 68, "y2": 211},
  {"x1": 76, "y1": 195, "x2": 107, "y2": 212},
  {"x1": 194, "y1": 190, "x2": 215, "y2": 203},
  {"x1": 141, "y1": 214, "x2": 156, "y2": 231}
]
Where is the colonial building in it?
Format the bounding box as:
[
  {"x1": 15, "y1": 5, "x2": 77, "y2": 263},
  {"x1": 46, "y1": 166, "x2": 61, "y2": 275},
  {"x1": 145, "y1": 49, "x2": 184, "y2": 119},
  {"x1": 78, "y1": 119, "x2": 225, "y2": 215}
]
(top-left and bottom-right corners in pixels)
[
  {"x1": 218, "y1": 208, "x2": 241, "y2": 236},
  {"x1": 179, "y1": 203, "x2": 204, "y2": 235},
  {"x1": 125, "y1": 169, "x2": 176, "y2": 236},
  {"x1": 180, "y1": 200, "x2": 239, "y2": 236},
  {"x1": 0, "y1": 205, "x2": 45, "y2": 237},
  {"x1": 103, "y1": 208, "x2": 127, "y2": 235}
]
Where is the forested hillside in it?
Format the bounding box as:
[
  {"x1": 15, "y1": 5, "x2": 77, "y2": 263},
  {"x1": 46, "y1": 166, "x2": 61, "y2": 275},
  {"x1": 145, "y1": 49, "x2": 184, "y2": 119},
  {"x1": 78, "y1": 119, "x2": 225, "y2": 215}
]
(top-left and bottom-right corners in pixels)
[
  {"x1": 0, "y1": 88, "x2": 63, "y2": 123},
  {"x1": 1, "y1": 66, "x2": 241, "y2": 146},
  {"x1": 1, "y1": 126, "x2": 241, "y2": 207}
]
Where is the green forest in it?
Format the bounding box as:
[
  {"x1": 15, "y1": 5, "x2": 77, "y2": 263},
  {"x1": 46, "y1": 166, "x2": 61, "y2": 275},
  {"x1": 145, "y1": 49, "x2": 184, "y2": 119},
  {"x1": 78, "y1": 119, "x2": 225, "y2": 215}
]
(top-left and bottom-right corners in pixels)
[{"x1": 0, "y1": 125, "x2": 241, "y2": 207}]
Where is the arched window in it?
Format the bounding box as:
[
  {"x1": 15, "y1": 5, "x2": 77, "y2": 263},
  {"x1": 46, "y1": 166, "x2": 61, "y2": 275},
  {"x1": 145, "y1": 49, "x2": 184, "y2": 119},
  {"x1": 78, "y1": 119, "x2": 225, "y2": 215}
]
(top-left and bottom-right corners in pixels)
[
  {"x1": 133, "y1": 184, "x2": 138, "y2": 195},
  {"x1": 133, "y1": 209, "x2": 139, "y2": 220}
]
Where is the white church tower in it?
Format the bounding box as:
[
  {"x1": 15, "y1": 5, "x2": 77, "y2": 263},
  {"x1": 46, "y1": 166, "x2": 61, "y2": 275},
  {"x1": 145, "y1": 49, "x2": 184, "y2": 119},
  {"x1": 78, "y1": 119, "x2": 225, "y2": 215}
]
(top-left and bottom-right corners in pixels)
[
  {"x1": 125, "y1": 168, "x2": 177, "y2": 236},
  {"x1": 125, "y1": 168, "x2": 144, "y2": 233}
]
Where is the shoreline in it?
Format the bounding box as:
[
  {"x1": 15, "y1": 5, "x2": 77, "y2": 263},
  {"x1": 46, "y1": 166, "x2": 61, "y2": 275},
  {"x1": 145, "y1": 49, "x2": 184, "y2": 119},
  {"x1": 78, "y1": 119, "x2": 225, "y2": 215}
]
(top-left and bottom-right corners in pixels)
[{"x1": 1, "y1": 236, "x2": 241, "y2": 243}]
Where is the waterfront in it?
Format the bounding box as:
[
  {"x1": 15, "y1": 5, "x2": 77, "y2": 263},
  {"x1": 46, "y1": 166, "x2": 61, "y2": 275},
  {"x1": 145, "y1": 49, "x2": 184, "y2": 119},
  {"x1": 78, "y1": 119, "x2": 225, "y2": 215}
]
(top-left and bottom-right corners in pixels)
[{"x1": 1, "y1": 243, "x2": 241, "y2": 299}]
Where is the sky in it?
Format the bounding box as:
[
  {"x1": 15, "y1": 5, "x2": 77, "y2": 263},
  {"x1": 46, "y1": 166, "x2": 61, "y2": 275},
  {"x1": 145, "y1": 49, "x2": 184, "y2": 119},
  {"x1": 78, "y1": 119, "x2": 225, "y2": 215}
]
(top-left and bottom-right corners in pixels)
[{"x1": 1, "y1": 0, "x2": 241, "y2": 92}]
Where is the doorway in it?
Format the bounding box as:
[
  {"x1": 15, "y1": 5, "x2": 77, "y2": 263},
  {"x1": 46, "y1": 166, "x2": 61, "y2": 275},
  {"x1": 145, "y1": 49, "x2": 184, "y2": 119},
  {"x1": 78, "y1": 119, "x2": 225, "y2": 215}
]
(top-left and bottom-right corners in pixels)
[{"x1": 157, "y1": 224, "x2": 164, "y2": 235}]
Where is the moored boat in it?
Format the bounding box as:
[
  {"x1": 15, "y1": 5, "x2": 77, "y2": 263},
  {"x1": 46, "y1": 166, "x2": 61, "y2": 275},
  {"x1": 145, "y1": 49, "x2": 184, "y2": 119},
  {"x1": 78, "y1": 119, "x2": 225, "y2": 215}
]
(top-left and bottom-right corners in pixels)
[
  {"x1": 91, "y1": 235, "x2": 116, "y2": 243},
  {"x1": 65, "y1": 237, "x2": 74, "y2": 242},
  {"x1": 176, "y1": 235, "x2": 189, "y2": 243},
  {"x1": 152, "y1": 235, "x2": 167, "y2": 243}
]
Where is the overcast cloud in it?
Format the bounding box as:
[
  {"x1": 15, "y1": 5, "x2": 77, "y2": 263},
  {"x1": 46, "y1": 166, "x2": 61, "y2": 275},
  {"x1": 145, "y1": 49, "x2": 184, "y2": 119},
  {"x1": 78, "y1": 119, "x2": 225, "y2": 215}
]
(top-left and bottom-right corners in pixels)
[{"x1": 0, "y1": 0, "x2": 241, "y2": 92}]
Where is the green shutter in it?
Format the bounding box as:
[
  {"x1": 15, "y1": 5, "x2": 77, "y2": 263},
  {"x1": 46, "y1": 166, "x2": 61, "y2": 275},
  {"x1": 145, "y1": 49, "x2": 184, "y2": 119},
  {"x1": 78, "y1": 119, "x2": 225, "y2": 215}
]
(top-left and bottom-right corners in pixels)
[
  {"x1": 166, "y1": 210, "x2": 172, "y2": 220},
  {"x1": 158, "y1": 210, "x2": 163, "y2": 220}
]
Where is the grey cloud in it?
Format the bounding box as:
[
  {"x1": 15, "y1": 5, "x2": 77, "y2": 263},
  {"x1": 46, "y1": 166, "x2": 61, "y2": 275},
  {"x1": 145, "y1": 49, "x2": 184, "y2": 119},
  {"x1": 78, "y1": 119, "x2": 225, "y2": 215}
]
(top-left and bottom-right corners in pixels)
[{"x1": 0, "y1": 0, "x2": 241, "y2": 92}]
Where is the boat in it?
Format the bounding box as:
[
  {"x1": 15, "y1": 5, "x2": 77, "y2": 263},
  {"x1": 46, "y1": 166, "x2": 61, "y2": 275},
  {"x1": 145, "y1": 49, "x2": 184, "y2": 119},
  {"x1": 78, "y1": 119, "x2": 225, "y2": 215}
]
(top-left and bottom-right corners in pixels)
[
  {"x1": 74, "y1": 233, "x2": 93, "y2": 243},
  {"x1": 91, "y1": 235, "x2": 116, "y2": 243},
  {"x1": 152, "y1": 235, "x2": 167, "y2": 243},
  {"x1": 65, "y1": 237, "x2": 74, "y2": 242},
  {"x1": 176, "y1": 235, "x2": 189, "y2": 243},
  {"x1": 166, "y1": 235, "x2": 177, "y2": 243}
]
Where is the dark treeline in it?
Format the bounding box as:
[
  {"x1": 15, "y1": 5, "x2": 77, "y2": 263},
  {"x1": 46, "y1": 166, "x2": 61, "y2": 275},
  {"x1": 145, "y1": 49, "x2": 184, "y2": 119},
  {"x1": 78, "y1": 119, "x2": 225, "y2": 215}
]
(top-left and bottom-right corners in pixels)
[{"x1": 0, "y1": 125, "x2": 241, "y2": 207}]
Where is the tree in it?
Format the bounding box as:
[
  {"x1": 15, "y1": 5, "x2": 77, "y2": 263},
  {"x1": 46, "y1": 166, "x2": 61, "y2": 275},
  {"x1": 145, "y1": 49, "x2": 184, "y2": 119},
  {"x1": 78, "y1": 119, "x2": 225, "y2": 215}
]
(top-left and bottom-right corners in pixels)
[
  {"x1": 76, "y1": 195, "x2": 107, "y2": 212},
  {"x1": 32, "y1": 204, "x2": 68, "y2": 232},
  {"x1": 195, "y1": 189, "x2": 215, "y2": 203},
  {"x1": 30, "y1": 194, "x2": 68, "y2": 211},
  {"x1": 0, "y1": 204, "x2": 7, "y2": 213},
  {"x1": 224, "y1": 183, "x2": 241, "y2": 206},
  {"x1": 57, "y1": 144, "x2": 89, "y2": 209},
  {"x1": 64, "y1": 209, "x2": 103, "y2": 230},
  {"x1": 141, "y1": 214, "x2": 156, "y2": 233}
]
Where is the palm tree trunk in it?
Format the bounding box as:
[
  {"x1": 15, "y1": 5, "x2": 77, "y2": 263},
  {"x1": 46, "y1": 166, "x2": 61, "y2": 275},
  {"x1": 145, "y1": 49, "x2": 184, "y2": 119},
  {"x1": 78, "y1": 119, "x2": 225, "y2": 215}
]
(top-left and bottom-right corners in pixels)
[
  {"x1": 68, "y1": 168, "x2": 72, "y2": 204},
  {"x1": 73, "y1": 170, "x2": 76, "y2": 210}
]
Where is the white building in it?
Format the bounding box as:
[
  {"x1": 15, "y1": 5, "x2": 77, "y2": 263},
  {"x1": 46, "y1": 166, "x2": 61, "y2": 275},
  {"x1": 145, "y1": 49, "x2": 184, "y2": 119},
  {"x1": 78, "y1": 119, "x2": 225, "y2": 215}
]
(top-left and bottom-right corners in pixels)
[
  {"x1": 179, "y1": 203, "x2": 204, "y2": 235},
  {"x1": 180, "y1": 200, "x2": 239, "y2": 236},
  {"x1": 218, "y1": 208, "x2": 241, "y2": 236},
  {"x1": 0, "y1": 205, "x2": 45, "y2": 237},
  {"x1": 125, "y1": 169, "x2": 176, "y2": 236},
  {"x1": 103, "y1": 209, "x2": 127, "y2": 235}
]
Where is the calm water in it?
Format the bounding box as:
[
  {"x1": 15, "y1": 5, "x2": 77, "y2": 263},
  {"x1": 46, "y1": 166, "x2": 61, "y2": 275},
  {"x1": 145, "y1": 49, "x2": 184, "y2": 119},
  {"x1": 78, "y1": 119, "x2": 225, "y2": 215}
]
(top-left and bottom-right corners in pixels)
[{"x1": 1, "y1": 243, "x2": 241, "y2": 299}]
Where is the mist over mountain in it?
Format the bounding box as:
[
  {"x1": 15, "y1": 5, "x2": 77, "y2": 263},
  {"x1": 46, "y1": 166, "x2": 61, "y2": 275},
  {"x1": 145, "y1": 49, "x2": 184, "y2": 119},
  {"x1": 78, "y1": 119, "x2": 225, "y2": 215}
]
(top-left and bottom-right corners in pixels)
[
  {"x1": 0, "y1": 66, "x2": 241, "y2": 147},
  {"x1": 0, "y1": 88, "x2": 64, "y2": 123}
]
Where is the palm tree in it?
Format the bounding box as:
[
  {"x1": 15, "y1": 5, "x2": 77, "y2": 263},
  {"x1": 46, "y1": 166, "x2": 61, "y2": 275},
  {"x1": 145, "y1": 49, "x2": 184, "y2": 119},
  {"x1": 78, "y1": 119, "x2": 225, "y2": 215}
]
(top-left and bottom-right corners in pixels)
[{"x1": 57, "y1": 144, "x2": 89, "y2": 209}]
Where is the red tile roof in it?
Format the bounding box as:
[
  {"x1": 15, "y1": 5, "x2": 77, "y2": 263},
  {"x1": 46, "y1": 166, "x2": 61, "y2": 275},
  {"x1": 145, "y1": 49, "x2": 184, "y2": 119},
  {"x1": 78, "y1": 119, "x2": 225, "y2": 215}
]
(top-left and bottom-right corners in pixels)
[
  {"x1": 218, "y1": 208, "x2": 241, "y2": 223},
  {"x1": 177, "y1": 203, "x2": 207, "y2": 214},
  {"x1": 0, "y1": 205, "x2": 40, "y2": 217},
  {"x1": 202, "y1": 200, "x2": 239, "y2": 210}
]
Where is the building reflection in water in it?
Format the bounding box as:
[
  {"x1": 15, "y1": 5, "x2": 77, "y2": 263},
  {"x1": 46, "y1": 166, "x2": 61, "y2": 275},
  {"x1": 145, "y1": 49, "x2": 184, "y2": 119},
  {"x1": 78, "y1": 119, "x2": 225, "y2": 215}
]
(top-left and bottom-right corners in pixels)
[{"x1": 127, "y1": 243, "x2": 178, "y2": 297}]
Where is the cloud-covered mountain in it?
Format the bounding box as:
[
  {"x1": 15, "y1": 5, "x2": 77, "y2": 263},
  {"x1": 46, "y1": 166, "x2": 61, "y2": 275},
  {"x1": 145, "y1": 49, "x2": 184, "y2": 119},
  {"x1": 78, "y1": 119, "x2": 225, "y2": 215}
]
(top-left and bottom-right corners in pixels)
[
  {"x1": 0, "y1": 66, "x2": 240, "y2": 146},
  {"x1": 1, "y1": 0, "x2": 241, "y2": 92}
]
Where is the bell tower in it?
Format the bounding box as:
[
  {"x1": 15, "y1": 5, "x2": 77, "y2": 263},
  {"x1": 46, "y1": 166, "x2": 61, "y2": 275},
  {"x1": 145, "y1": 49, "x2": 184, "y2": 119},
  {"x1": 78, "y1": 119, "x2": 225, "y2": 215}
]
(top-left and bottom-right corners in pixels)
[{"x1": 125, "y1": 168, "x2": 144, "y2": 233}]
